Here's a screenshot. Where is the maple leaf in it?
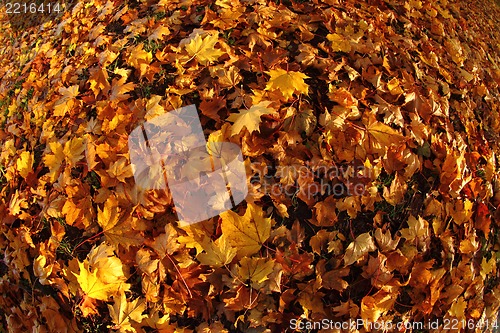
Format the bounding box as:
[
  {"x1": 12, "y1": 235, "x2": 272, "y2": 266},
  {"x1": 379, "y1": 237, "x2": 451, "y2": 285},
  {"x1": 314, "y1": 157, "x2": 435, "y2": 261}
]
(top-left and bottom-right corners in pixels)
[
  {"x1": 313, "y1": 195, "x2": 338, "y2": 226},
  {"x1": 107, "y1": 157, "x2": 134, "y2": 183},
  {"x1": 480, "y1": 256, "x2": 497, "y2": 279},
  {"x1": 383, "y1": 172, "x2": 407, "y2": 205},
  {"x1": 87, "y1": 243, "x2": 129, "y2": 285},
  {"x1": 4, "y1": 0, "x2": 500, "y2": 328},
  {"x1": 53, "y1": 85, "x2": 80, "y2": 116},
  {"x1": 34, "y1": 254, "x2": 53, "y2": 285},
  {"x1": 88, "y1": 67, "x2": 110, "y2": 97},
  {"x1": 327, "y1": 33, "x2": 351, "y2": 52},
  {"x1": 144, "y1": 95, "x2": 165, "y2": 120},
  {"x1": 374, "y1": 229, "x2": 400, "y2": 252},
  {"x1": 197, "y1": 236, "x2": 237, "y2": 268},
  {"x1": 365, "y1": 120, "x2": 406, "y2": 155},
  {"x1": 108, "y1": 292, "x2": 147, "y2": 333},
  {"x1": 400, "y1": 215, "x2": 429, "y2": 242},
  {"x1": 148, "y1": 25, "x2": 170, "y2": 41},
  {"x1": 283, "y1": 104, "x2": 317, "y2": 136},
  {"x1": 387, "y1": 77, "x2": 404, "y2": 95},
  {"x1": 317, "y1": 259, "x2": 350, "y2": 291},
  {"x1": 220, "y1": 203, "x2": 272, "y2": 258},
  {"x1": 237, "y1": 257, "x2": 275, "y2": 289},
  {"x1": 97, "y1": 196, "x2": 144, "y2": 249},
  {"x1": 184, "y1": 32, "x2": 225, "y2": 65},
  {"x1": 265, "y1": 68, "x2": 309, "y2": 100},
  {"x1": 74, "y1": 262, "x2": 123, "y2": 301},
  {"x1": 344, "y1": 232, "x2": 377, "y2": 266},
  {"x1": 43, "y1": 141, "x2": 65, "y2": 182},
  {"x1": 16, "y1": 151, "x2": 33, "y2": 179},
  {"x1": 110, "y1": 77, "x2": 136, "y2": 105},
  {"x1": 136, "y1": 248, "x2": 159, "y2": 276},
  {"x1": 63, "y1": 137, "x2": 85, "y2": 167},
  {"x1": 227, "y1": 101, "x2": 275, "y2": 135},
  {"x1": 127, "y1": 44, "x2": 152, "y2": 78},
  {"x1": 150, "y1": 224, "x2": 180, "y2": 259},
  {"x1": 360, "y1": 290, "x2": 396, "y2": 327}
]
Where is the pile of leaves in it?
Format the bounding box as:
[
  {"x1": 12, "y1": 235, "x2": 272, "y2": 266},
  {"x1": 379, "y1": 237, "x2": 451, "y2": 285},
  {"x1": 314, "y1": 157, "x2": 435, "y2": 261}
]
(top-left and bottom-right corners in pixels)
[{"x1": 1, "y1": 0, "x2": 500, "y2": 331}]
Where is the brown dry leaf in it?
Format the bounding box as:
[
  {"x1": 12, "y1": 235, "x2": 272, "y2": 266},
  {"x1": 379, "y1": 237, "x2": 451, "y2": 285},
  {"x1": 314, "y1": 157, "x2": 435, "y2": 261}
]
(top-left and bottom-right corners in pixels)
[
  {"x1": 383, "y1": 172, "x2": 407, "y2": 205},
  {"x1": 344, "y1": 232, "x2": 377, "y2": 266},
  {"x1": 97, "y1": 196, "x2": 144, "y2": 249},
  {"x1": 16, "y1": 151, "x2": 33, "y2": 179},
  {"x1": 400, "y1": 215, "x2": 429, "y2": 244},
  {"x1": 313, "y1": 195, "x2": 338, "y2": 226},
  {"x1": 365, "y1": 121, "x2": 406, "y2": 155},
  {"x1": 374, "y1": 229, "x2": 400, "y2": 252}
]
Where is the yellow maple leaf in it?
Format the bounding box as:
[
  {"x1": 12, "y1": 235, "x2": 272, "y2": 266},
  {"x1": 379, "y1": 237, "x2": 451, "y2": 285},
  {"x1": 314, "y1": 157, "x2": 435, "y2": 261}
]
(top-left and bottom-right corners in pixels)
[
  {"x1": 34, "y1": 254, "x2": 53, "y2": 285},
  {"x1": 127, "y1": 44, "x2": 152, "y2": 78},
  {"x1": 185, "y1": 33, "x2": 225, "y2": 65},
  {"x1": 16, "y1": 151, "x2": 33, "y2": 179},
  {"x1": 63, "y1": 137, "x2": 85, "y2": 167},
  {"x1": 448, "y1": 199, "x2": 474, "y2": 225},
  {"x1": 74, "y1": 261, "x2": 122, "y2": 301},
  {"x1": 97, "y1": 196, "x2": 144, "y2": 248},
  {"x1": 237, "y1": 257, "x2": 275, "y2": 289},
  {"x1": 53, "y1": 85, "x2": 80, "y2": 116},
  {"x1": 327, "y1": 33, "x2": 351, "y2": 52},
  {"x1": 144, "y1": 95, "x2": 165, "y2": 120},
  {"x1": 448, "y1": 296, "x2": 467, "y2": 319},
  {"x1": 265, "y1": 68, "x2": 309, "y2": 100},
  {"x1": 227, "y1": 101, "x2": 275, "y2": 135},
  {"x1": 87, "y1": 243, "x2": 129, "y2": 285},
  {"x1": 197, "y1": 236, "x2": 237, "y2": 268},
  {"x1": 387, "y1": 77, "x2": 404, "y2": 95},
  {"x1": 88, "y1": 67, "x2": 110, "y2": 97},
  {"x1": 343, "y1": 232, "x2": 376, "y2": 266},
  {"x1": 400, "y1": 215, "x2": 429, "y2": 241},
  {"x1": 360, "y1": 290, "x2": 395, "y2": 326},
  {"x1": 110, "y1": 77, "x2": 136, "y2": 105},
  {"x1": 98, "y1": 196, "x2": 121, "y2": 232},
  {"x1": 220, "y1": 203, "x2": 272, "y2": 258},
  {"x1": 401, "y1": 215, "x2": 430, "y2": 252},
  {"x1": 43, "y1": 141, "x2": 65, "y2": 182},
  {"x1": 480, "y1": 256, "x2": 497, "y2": 279},
  {"x1": 108, "y1": 292, "x2": 147, "y2": 333}
]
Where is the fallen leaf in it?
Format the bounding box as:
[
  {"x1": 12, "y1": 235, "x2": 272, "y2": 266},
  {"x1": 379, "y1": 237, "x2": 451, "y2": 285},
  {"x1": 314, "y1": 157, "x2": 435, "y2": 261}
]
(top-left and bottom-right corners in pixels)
[
  {"x1": 108, "y1": 292, "x2": 147, "y2": 333},
  {"x1": 344, "y1": 232, "x2": 377, "y2": 266},
  {"x1": 227, "y1": 101, "x2": 275, "y2": 135},
  {"x1": 265, "y1": 68, "x2": 309, "y2": 100},
  {"x1": 220, "y1": 203, "x2": 272, "y2": 258},
  {"x1": 184, "y1": 32, "x2": 225, "y2": 65}
]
